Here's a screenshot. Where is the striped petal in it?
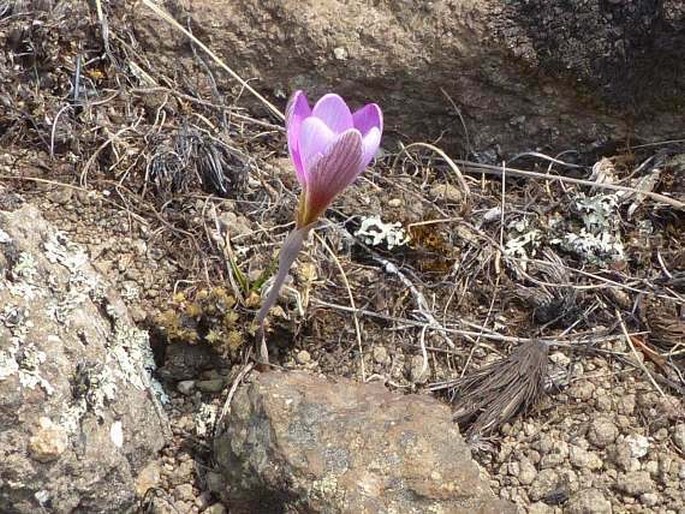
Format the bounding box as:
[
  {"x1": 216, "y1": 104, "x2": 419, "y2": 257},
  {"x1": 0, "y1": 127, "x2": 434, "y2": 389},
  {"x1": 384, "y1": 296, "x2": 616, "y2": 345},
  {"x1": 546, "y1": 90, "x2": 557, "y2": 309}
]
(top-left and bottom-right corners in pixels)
[
  {"x1": 285, "y1": 91, "x2": 312, "y2": 184},
  {"x1": 298, "y1": 129, "x2": 363, "y2": 227},
  {"x1": 297, "y1": 117, "x2": 337, "y2": 182}
]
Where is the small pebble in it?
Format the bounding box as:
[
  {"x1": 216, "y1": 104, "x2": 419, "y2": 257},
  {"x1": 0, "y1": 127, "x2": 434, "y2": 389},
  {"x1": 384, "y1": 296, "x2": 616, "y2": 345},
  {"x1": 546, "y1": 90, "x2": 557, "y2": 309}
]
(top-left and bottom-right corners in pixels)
[
  {"x1": 196, "y1": 379, "x2": 224, "y2": 393},
  {"x1": 616, "y1": 470, "x2": 655, "y2": 496},
  {"x1": 295, "y1": 350, "x2": 311, "y2": 365},
  {"x1": 588, "y1": 417, "x2": 618, "y2": 448},
  {"x1": 204, "y1": 504, "x2": 226, "y2": 514},
  {"x1": 372, "y1": 345, "x2": 390, "y2": 365},
  {"x1": 177, "y1": 380, "x2": 196, "y2": 395}
]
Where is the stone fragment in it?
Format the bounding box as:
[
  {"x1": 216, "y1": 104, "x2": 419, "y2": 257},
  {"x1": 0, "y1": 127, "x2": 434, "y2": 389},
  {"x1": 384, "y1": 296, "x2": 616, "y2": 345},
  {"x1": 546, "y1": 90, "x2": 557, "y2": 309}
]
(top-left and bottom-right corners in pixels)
[
  {"x1": 566, "y1": 488, "x2": 613, "y2": 514},
  {"x1": 615, "y1": 471, "x2": 655, "y2": 496},
  {"x1": 214, "y1": 371, "x2": 513, "y2": 513},
  {"x1": 0, "y1": 205, "x2": 167, "y2": 513},
  {"x1": 588, "y1": 417, "x2": 619, "y2": 448},
  {"x1": 135, "y1": 462, "x2": 162, "y2": 498},
  {"x1": 28, "y1": 417, "x2": 68, "y2": 463}
]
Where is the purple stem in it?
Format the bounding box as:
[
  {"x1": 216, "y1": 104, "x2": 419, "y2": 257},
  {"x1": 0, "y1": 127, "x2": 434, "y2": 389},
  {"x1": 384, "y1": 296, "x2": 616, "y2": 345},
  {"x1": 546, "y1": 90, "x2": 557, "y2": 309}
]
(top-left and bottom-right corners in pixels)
[{"x1": 255, "y1": 226, "x2": 310, "y2": 330}]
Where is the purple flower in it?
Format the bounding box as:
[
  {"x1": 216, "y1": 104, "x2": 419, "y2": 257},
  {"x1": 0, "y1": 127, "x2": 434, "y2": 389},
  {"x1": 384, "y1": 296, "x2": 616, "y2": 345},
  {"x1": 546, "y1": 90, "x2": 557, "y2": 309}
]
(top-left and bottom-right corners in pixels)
[{"x1": 286, "y1": 90, "x2": 383, "y2": 227}]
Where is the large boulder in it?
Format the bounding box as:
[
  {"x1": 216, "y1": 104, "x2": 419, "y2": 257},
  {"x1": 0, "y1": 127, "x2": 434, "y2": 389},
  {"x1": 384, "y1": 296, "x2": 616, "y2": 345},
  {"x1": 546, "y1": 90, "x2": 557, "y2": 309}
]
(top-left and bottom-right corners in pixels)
[
  {"x1": 135, "y1": 0, "x2": 685, "y2": 155},
  {"x1": 0, "y1": 200, "x2": 168, "y2": 512},
  {"x1": 213, "y1": 370, "x2": 514, "y2": 513}
]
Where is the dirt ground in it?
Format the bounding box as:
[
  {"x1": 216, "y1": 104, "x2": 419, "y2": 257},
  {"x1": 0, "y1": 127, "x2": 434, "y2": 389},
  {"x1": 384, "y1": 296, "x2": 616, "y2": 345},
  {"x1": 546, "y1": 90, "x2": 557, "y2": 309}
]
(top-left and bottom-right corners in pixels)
[{"x1": 1, "y1": 2, "x2": 683, "y2": 513}]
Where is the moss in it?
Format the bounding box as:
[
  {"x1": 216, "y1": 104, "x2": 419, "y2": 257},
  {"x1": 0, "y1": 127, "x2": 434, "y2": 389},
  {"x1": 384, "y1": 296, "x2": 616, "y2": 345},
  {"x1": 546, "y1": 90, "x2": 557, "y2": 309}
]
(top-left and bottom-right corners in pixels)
[{"x1": 156, "y1": 286, "x2": 245, "y2": 358}]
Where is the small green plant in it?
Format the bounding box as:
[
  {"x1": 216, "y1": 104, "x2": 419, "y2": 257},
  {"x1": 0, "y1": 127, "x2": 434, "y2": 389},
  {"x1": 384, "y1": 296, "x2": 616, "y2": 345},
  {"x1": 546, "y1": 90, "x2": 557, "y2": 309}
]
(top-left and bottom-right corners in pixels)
[{"x1": 157, "y1": 286, "x2": 244, "y2": 357}]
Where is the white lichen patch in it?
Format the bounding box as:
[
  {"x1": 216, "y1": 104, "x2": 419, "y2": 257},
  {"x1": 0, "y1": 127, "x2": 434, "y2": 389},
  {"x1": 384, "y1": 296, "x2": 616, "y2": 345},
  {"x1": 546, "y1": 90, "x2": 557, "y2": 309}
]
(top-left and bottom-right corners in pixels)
[
  {"x1": 43, "y1": 232, "x2": 106, "y2": 323},
  {"x1": 355, "y1": 216, "x2": 410, "y2": 250},
  {"x1": 504, "y1": 217, "x2": 542, "y2": 271},
  {"x1": 43, "y1": 231, "x2": 89, "y2": 271},
  {"x1": 106, "y1": 304, "x2": 168, "y2": 405},
  {"x1": 551, "y1": 192, "x2": 625, "y2": 265},
  {"x1": 195, "y1": 402, "x2": 218, "y2": 437},
  {"x1": 0, "y1": 306, "x2": 54, "y2": 394},
  {"x1": 8, "y1": 252, "x2": 41, "y2": 299}
]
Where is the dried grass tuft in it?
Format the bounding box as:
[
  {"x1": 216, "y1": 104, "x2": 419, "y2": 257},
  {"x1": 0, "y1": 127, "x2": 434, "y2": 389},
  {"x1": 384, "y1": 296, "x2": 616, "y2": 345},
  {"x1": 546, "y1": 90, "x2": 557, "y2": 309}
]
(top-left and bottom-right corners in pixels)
[{"x1": 443, "y1": 340, "x2": 549, "y2": 437}]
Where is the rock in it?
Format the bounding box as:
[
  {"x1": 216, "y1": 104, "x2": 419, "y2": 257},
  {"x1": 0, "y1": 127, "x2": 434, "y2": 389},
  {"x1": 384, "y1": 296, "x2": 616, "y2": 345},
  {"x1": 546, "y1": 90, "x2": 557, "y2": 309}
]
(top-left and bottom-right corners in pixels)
[
  {"x1": 27, "y1": 417, "x2": 69, "y2": 463},
  {"x1": 372, "y1": 345, "x2": 390, "y2": 365},
  {"x1": 673, "y1": 423, "x2": 685, "y2": 453},
  {"x1": 135, "y1": 461, "x2": 162, "y2": 498},
  {"x1": 177, "y1": 380, "x2": 196, "y2": 395},
  {"x1": 0, "y1": 205, "x2": 167, "y2": 513},
  {"x1": 295, "y1": 350, "x2": 311, "y2": 365},
  {"x1": 528, "y1": 468, "x2": 559, "y2": 502},
  {"x1": 566, "y1": 488, "x2": 613, "y2": 514},
  {"x1": 196, "y1": 379, "x2": 225, "y2": 393},
  {"x1": 518, "y1": 457, "x2": 538, "y2": 485},
  {"x1": 588, "y1": 417, "x2": 619, "y2": 448},
  {"x1": 214, "y1": 371, "x2": 514, "y2": 513},
  {"x1": 625, "y1": 434, "x2": 650, "y2": 459},
  {"x1": 615, "y1": 471, "x2": 655, "y2": 496},
  {"x1": 569, "y1": 445, "x2": 603, "y2": 471},
  {"x1": 135, "y1": 0, "x2": 685, "y2": 156}
]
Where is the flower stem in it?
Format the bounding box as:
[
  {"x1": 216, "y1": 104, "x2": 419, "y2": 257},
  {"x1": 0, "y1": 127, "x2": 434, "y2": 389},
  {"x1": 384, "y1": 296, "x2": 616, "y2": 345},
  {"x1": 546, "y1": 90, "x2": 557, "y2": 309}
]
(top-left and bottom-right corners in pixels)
[{"x1": 254, "y1": 226, "x2": 311, "y2": 330}]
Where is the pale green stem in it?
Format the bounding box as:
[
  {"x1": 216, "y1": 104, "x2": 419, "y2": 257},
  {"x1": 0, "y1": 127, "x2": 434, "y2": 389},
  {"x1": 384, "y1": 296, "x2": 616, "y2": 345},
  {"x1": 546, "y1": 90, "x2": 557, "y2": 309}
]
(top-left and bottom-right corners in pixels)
[{"x1": 255, "y1": 225, "x2": 312, "y2": 330}]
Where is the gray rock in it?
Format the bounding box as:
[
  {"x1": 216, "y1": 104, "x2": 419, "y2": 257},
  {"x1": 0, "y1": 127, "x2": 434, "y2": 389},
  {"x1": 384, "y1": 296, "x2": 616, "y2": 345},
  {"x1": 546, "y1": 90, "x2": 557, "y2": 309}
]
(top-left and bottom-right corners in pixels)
[
  {"x1": 528, "y1": 468, "x2": 559, "y2": 502},
  {"x1": 196, "y1": 378, "x2": 225, "y2": 393},
  {"x1": 673, "y1": 423, "x2": 685, "y2": 453},
  {"x1": 608, "y1": 442, "x2": 638, "y2": 472},
  {"x1": 588, "y1": 417, "x2": 619, "y2": 448},
  {"x1": 214, "y1": 371, "x2": 514, "y2": 513},
  {"x1": 372, "y1": 345, "x2": 390, "y2": 365},
  {"x1": 518, "y1": 457, "x2": 538, "y2": 485},
  {"x1": 566, "y1": 488, "x2": 613, "y2": 514},
  {"x1": 135, "y1": 1, "x2": 685, "y2": 157},
  {"x1": 0, "y1": 205, "x2": 168, "y2": 513},
  {"x1": 569, "y1": 445, "x2": 603, "y2": 471},
  {"x1": 177, "y1": 380, "x2": 196, "y2": 395},
  {"x1": 540, "y1": 439, "x2": 569, "y2": 468},
  {"x1": 615, "y1": 470, "x2": 655, "y2": 496}
]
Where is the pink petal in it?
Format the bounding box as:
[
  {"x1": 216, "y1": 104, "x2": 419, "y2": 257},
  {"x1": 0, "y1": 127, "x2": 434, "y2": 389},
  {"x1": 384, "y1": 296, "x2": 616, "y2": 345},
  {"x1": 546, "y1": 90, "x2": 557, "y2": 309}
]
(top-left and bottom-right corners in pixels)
[
  {"x1": 285, "y1": 91, "x2": 312, "y2": 184},
  {"x1": 311, "y1": 94, "x2": 354, "y2": 134},
  {"x1": 359, "y1": 126, "x2": 382, "y2": 169},
  {"x1": 298, "y1": 117, "x2": 337, "y2": 180},
  {"x1": 352, "y1": 103, "x2": 383, "y2": 137},
  {"x1": 301, "y1": 129, "x2": 363, "y2": 225}
]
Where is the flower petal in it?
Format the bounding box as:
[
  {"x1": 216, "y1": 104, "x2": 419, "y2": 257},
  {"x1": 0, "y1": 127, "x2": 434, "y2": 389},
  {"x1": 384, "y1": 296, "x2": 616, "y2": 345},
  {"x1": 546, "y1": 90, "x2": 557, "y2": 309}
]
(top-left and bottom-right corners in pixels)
[
  {"x1": 311, "y1": 94, "x2": 354, "y2": 134},
  {"x1": 359, "y1": 126, "x2": 382, "y2": 169},
  {"x1": 298, "y1": 117, "x2": 337, "y2": 179},
  {"x1": 285, "y1": 91, "x2": 312, "y2": 184},
  {"x1": 352, "y1": 103, "x2": 383, "y2": 137},
  {"x1": 299, "y1": 129, "x2": 363, "y2": 226}
]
